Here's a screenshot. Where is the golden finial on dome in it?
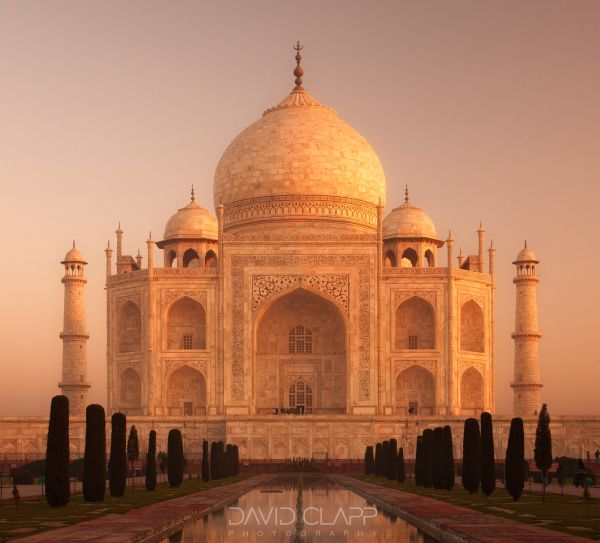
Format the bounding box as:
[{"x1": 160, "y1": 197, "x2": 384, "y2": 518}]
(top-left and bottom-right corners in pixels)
[
  {"x1": 191, "y1": 184, "x2": 195, "y2": 202},
  {"x1": 293, "y1": 41, "x2": 304, "y2": 91},
  {"x1": 404, "y1": 185, "x2": 409, "y2": 204},
  {"x1": 72, "y1": 239, "x2": 76, "y2": 248}
]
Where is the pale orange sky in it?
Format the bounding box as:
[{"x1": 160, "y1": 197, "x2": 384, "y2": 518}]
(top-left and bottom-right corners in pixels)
[{"x1": 1, "y1": 1, "x2": 599, "y2": 416}]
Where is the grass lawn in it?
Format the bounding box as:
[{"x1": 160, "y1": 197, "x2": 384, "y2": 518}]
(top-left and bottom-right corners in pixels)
[
  {"x1": 354, "y1": 474, "x2": 600, "y2": 540},
  {"x1": 0, "y1": 475, "x2": 248, "y2": 541}
]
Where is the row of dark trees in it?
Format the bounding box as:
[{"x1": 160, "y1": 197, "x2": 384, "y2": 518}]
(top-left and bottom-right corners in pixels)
[
  {"x1": 415, "y1": 425, "x2": 455, "y2": 490},
  {"x1": 361, "y1": 405, "x2": 554, "y2": 503},
  {"x1": 44, "y1": 395, "x2": 240, "y2": 507},
  {"x1": 364, "y1": 438, "x2": 406, "y2": 483}
]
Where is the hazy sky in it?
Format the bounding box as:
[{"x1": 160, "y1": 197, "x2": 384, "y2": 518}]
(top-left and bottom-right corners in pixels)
[{"x1": 1, "y1": 1, "x2": 599, "y2": 416}]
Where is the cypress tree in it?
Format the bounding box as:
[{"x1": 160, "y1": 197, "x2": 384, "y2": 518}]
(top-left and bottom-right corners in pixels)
[
  {"x1": 415, "y1": 436, "x2": 424, "y2": 486},
  {"x1": 388, "y1": 439, "x2": 398, "y2": 480},
  {"x1": 210, "y1": 441, "x2": 218, "y2": 479},
  {"x1": 167, "y1": 429, "x2": 184, "y2": 487},
  {"x1": 82, "y1": 404, "x2": 106, "y2": 502},
  {"x1": 462, "y1": 418, "x2": 481, "y2": 494},
  {"x1": 127, "y1": 425, "x2": 139, "y2": 490},
  {"x1": 505, "y1": 417, "x2": 525, "y2": 501},
  {"x1": 145, "y1": 430, "x2": 157, "y2": 491},
  {"x1": 45, "y1": 395, "x2": 70, "y2": 507},
  {"x1": 217, "y1": 441, "x2": 225, "y2": 479},
  {"x1": 422, "y1": 429, "x2": 434, "y2": 488},
  {"x1": 382, "y1": 441, "x2": 389, "y2": 478},
  {"x1": 201, "y1": 440, "x2": 210, "y2": 482},
  {"x1": 374, "y1": 443, "x2": 383, "y2": 477},
  {"x1": 364, "y1": 446, "x2": 375, "y2": 475},
  {"x1": 443, "y1": 425, "x2": 455, "y2": 491},
  {"x1": 534, "y1": 404, "x2": 552, "y2": 503},
  {"x1": 480, "y1": 412, "x2": 496, "y2": 496},
  {"x1": 233, "y1": 444, "x2": 240, "y2": 475},
  {"x1": 225, "y1": 444, "x2": 234, "y2": 477},
  {"x1": 397, "y1": 447, "x2": 405, "y2": 483},
  {"x1": 432, "y1": 427, "x2": 445, "y2": 489},
  {"x1": 108, "y1": 412, "x2": 127, "y2": 497}
]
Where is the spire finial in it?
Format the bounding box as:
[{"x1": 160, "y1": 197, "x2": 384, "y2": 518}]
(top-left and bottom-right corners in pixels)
[
  {"x1": 404, "y1": 185, "x2": 409, "y2": 204},
  {"x1": 293, "y1": 41, "x2": 304, "y2": 91},
  {"x1": 190, "y1": 184, "x2": 195, "y2": 202},
  {"x1": 107, "y1": 240, "x2": 111, "y2": 248},
  {"x1": 72, "y1": 239, "x2": 76, "y2": 248},
  {"x1": 524, "y1": 239, "x2": 528, "y2": 249}
]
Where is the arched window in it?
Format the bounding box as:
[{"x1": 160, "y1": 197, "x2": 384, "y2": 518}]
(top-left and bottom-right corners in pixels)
[
  {"x1": 401, "y1": 248, "x2": 418, "y2": 267},
  {"x1": 395, "y1": 296, "x2": 435, "y2": 350},
  {"x1": 288, "y1": 324, "x2": 312, "y2": 354},
  {"x1": 384, "y1": 250, "x2": 397, "y2": 268},
  {"x1": 182, "y1": 248, "x2": 201, "y2": 268},
  {"x1": 167, "y1": 250, "x2": 177, "y2": 268},
  {"x1": 205, "y1": 250, "x2": 217, "y2": 268},
  {"x1": 288, "y1": 380, "x2": 313, "y2": 413},
  {"x1": 460, "y1": 300, "x2": 484, "y2": 352},
  {"x1": 167, "y1": 297, "x2": 206, "y2": 350},
  {"x1": 424, "y1": 249, "x2": 435, "y2": 267},
  {"x1": 118, "y1": 301, "x2": 141, "y2": 353}
]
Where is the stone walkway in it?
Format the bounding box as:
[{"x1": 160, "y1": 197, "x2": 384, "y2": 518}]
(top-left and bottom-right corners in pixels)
[
  {"x1": 331, "y1": 475, "x2": 592, "y2": 542},
  {"x1": 15, "y1": 475, "x2": 272, "y2": 543}
]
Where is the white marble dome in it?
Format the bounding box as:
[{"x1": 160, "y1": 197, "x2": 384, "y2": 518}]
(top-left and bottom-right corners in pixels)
[
  {"x1": 213, "y1": 87, "x2": 386, "y2": 211},
  {"x1": 163, "y1": 195, "x2": 218, "y2": 241},
  {"x1": 383, "y1": 199, "x2": 438, "y2": 240}
]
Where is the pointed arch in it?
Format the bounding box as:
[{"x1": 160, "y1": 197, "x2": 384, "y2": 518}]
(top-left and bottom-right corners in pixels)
[
  {"x1": 120, "y1": 367, "x2": 141, "y2": 411},
  {"x1": 118, "y1": 301, "x2": 141, "y2": 353},
  {"x1": 166, "y1": 250, "x2": 177, "y2": 268},
  {"x1": 384, "y1": 250, "x2": 397, "y2": 268},
  {"x1": 166, "y1": 296, "x2": 206, "y2": 350},
  {"x1": 395, "y1": 365, "x2": 435, "y2": 415},
  {"x1": 254, "y1": 287, "x2": 347, "y2": 415},
  {"x1": 460, "y1": 299, "x2": 484, "y2": 352},
  {"x1": 182, "y1": 248, "x2": 201, "y2": 268},
  {"x1": 424, "y1": 249, "x2": 435, "y2": 267},
  {"x1": 395, "y1": 296, "x2": 435, "y2": 350},
  {"x1": 401, "y1": 248, "x2": 418, "y2": 267},
  {"x1": 204, "y1": 249, "x2": 217, "y2": 268},
  {"x1": 167, "y1": 365, "x2": 206, "y2": 416},
  {"x1": 460, "y1": 367, "x2": 484, "y2": 414}
]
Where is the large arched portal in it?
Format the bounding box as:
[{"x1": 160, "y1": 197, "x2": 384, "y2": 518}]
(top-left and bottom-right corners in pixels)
[
  {"x1": 167, "y1": 365, "x2": 207, "y2": 416},
  {"x1": 254, "y1": 288, "x2": 347, "y2": 414},
  {"x1": 395, "y1": 365, "x2": 436, "y2": 416}
]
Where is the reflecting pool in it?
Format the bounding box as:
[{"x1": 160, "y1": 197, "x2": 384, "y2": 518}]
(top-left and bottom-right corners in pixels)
[{"x1": 160, "y1": 474, "x2": 434, "y2": 542}]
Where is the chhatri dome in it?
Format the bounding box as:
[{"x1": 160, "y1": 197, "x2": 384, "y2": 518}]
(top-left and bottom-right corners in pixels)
[
  {"x1": 383, "y1": 187, "x2": 440, "y2": 242},
  {"x1": 163, "y1": 186, "x2": 218, "y2": 241},
  {"x1": 213, "y1": 43, "x2": 386, "y2": 220}
]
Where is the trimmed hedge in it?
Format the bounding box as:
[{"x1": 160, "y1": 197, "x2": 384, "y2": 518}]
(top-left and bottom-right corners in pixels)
[
  {"x1": 108, "y1": 412, "x2": 127, "y2": 497},
  {"x1": 145, "y1": 430, "x2": 157, "y2": 491},
  {"x1": 45, "y1": 395, "x2": 70, "y2": 507},
  {"x1": 167, "y1": 429, "x2": 184, "y2": 487},
  {"x1": 82, "y1": 404, "x2": 106, "y2": 502}
]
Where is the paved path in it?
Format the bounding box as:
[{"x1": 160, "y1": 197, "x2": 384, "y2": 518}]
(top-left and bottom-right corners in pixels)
[
  {"x1": 331, "y1": 474, "x2": 592, "y2": 542},
  {"x1": 15, "y1": 475, "x2": 273, "y2": 543}
]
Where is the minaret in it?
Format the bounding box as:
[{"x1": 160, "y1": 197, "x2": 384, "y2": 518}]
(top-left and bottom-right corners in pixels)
[
  {"x1": 446, "y1": 230, "x2": 454, "y2": 268},
  {"x1": 59, "y1": 242, "x2": 91, "y2": 416},
  {"x1": 511, "y1": 241, "x2": 542, "y2": 417},
  {"x1": 477, "y1": 222, "x2": 485, "y2": 272}
]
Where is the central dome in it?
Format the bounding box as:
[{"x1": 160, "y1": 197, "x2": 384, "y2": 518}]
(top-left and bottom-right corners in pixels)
[{"x1": 213, "y1": 87, "x2": 386, "y2": 214}]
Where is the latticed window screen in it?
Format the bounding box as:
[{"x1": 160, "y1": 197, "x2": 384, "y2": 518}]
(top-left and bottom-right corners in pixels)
[
  {"x1": 183, "y1": 402, "x2": 193, "y2": 416},
  {"x1": 288, "y1": 380, "x2": 313, "y2": 413},
  {"x1": 408, "y1": 335, "x2": 418, "y2": 349},
  {"x1": 288, "y1": 324, "x2": 313, "y2": 354},
  {"x1": 183, "y1": 334, "x2": 193, "y2": 350}
]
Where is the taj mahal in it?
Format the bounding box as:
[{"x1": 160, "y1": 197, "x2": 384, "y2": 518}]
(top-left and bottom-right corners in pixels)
[{"x1": 2, "y1": 47, "x2": 599, "y2": 461}]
